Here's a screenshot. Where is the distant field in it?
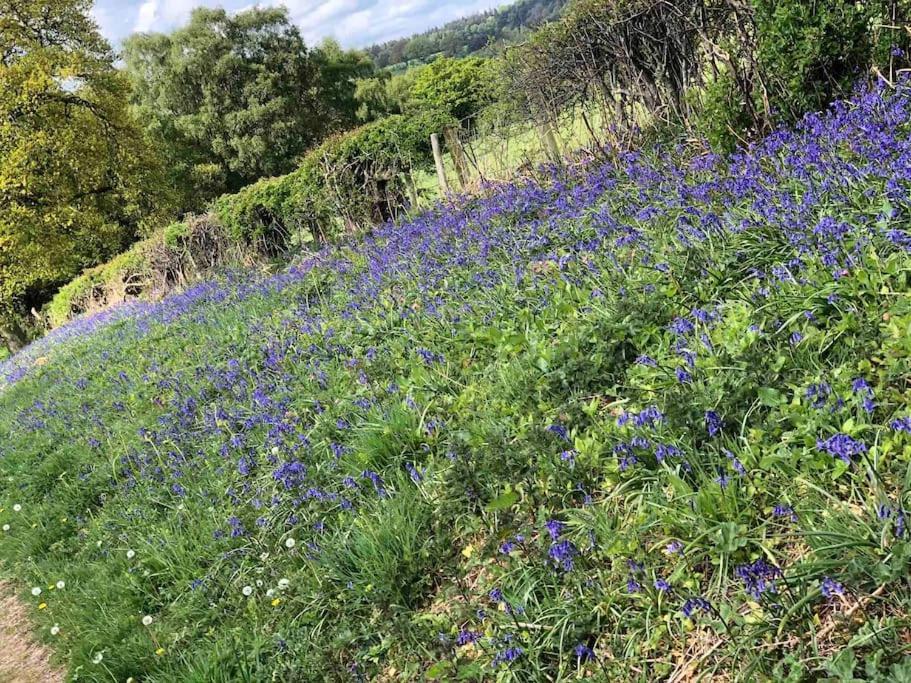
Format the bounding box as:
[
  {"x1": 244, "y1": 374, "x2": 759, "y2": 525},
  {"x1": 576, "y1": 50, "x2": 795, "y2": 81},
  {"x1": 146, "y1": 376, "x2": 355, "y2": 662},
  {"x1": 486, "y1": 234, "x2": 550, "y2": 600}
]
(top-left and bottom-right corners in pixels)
[{"x1": 414, "y1": 101, "x2": 619, "y2": 200}]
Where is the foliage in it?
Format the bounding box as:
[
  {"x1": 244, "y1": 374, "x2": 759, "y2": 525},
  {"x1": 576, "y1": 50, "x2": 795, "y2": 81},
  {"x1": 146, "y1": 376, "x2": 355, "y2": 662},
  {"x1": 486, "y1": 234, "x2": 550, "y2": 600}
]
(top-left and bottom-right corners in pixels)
[
  {"x1": 311, "y1": 38, "x2": 376, "y2": 132},
  {"x1": 354, "y1": 71, "x2": 399, "y2": 122},
  {"x1": 45, "y1": 215, "x2": 241, "y2": 328},
  {"x1": 408, "y1": 56, "x2": 499, "y2": 123},
  {"x1": 751, "y1": 0, "x2": 905, "y2": 122},
  {"x1": 353, "y1": 68, "x2": 431, "y2": 123},
  {"x1": 366, "y1": 0, "x2": 571, "y2": 69},
  {"x1": 214, "y1": 108, "x2": 455, "y2": 250},
  {"x1": 505, "y1": 0, "x2": 911, "y2": 149},
  {"x1": 3, "y1": 83, "x2": 911, "y2": 680},
  {"x1": 123, "y1": 7, "x2": 326, "y2": 212},
  {"x1": 0, "y1": 0, "x2": 174, "y2": 349}
]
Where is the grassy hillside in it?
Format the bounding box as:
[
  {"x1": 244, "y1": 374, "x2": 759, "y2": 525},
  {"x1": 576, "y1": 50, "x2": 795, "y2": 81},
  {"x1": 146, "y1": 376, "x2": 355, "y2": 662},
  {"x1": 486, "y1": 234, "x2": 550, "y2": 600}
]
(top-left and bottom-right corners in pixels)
[{"x1": 1, "y1": 83, "x2": 911, "y2": 681}]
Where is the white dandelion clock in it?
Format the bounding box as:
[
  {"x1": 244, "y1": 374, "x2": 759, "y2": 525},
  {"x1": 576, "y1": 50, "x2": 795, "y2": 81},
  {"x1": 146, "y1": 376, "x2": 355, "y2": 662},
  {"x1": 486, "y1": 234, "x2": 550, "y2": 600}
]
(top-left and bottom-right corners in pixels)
[{"x1": 242, "y1": 585, "x2": 253, "y2": 596}]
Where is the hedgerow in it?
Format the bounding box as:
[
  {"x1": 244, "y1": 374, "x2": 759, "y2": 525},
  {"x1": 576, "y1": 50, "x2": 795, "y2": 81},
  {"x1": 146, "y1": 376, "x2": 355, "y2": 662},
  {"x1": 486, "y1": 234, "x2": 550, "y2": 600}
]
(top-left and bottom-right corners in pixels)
[
  {"x1": 213, "y1": 109, "x2": 455, "y2": 253},
  {"x1": 2, "y1": 82, "x2": 911, "y2": 680}
]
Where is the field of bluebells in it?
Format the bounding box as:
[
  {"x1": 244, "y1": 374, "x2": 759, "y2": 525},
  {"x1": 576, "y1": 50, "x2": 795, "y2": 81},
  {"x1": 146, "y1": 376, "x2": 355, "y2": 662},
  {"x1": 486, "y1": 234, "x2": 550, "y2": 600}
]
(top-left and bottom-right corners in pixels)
[{"x1": 2, "y1": 82, "x2": 911, "y2": 681}]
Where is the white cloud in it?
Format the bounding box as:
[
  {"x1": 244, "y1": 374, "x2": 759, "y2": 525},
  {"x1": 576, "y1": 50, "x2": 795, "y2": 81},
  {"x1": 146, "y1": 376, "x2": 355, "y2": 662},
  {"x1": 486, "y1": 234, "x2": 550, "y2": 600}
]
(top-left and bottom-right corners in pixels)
[
  {"x1": 98, "y1": 0, "x2": 508, "y2": 48},
  {"x1": 133, "y1": 0, "x2": 158, "y2": 33}
]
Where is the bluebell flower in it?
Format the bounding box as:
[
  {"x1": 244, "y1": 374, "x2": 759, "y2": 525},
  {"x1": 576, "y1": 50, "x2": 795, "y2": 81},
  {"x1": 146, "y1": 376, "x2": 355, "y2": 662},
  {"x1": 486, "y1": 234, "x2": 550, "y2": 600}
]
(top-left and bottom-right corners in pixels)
[
  {"x1": 499, "y1": 535, "x2": 524, "y2": 554},
  {"x1": 705, "y1": 410, "x2": 722, "y2": 437},
  {"x1": 545, "y1": 519, "x2": 564, "y2": 540},
  {"x1": 735, "y1": 559, "x2": 782, "y2": 599},
  {"x1": 574, "y1": 643, "x2": 595, "y2": 661},
  {"x1": 821, "y1": 577, "x2": 844, "y2": 598},
  {"x1": 681, "y1": 596, "x2": 711, "y2": 618},
  {"x1": 549, "y1": 540, "x2": 578, "y2": 572},
  {"x1": 456, "y1": 629, "x2": 481, "y2": 646},
  {"x1": 669, "y1": 317, "x2": 695, "y2": 336},
  {"x1": 817, "y1": 433, "x2": 867, "y2": 463},
  {"x1": 361, "y1": 470, "x2": 387, "y2": 496},
  {"x1": 492, "y1": 647, "x2": 523, "y2": 667},
  {"x1": 228, "y1": 516, "x2": 246, "y2": 538},
  {"x1": 633, "y1": 406, "x2": 665, "y2": 428},
  {"x1": 405, "y1": 462, "x2": 424, "y2": 483},
  {"x1": 547, "y1": 424, "x2": 569, "y2": 441},
  {"x1": 773, "y1": 504, "x2": 797, "y2": 522},
  {"x1": 806, "y1": 382, "x2": 831, "y2": 408},
  {"x1": 655, "y1": 443, "x2": 681, "y2": 461},
  {"x1": 724, "y1": 449, "x2": 746, "y2": 475},
  {"x1": 654, "y1": 578, "x2": 671, "y2": 593}
]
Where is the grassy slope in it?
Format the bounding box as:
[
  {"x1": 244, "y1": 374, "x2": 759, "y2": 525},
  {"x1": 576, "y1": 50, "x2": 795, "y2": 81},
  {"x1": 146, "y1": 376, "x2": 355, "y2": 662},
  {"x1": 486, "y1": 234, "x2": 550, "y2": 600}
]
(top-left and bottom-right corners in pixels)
[{"x1": 1, "y1": 85, "x2": 911, "y2": 681}]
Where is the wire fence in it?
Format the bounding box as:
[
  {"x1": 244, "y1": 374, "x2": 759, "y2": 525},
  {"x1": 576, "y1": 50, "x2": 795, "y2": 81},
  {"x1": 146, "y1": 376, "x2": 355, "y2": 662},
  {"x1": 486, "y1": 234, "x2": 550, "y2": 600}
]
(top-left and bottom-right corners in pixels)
[{"x1": 421, "y1": 95, "x2": 636, "y2": 201}]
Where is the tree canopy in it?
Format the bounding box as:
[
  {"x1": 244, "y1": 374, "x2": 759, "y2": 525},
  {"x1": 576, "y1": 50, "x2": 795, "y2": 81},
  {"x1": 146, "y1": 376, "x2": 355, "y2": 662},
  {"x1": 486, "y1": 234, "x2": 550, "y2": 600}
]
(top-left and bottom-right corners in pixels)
[
  {"x1": 123, "y1": 8, "x2": 375, "y2": 213},
  {"x1": 408, "y1": 57, "x2": 499, "y2": 123},
  {"x1": 0, "y1": 0, "x2": 173, "y2": 349}
]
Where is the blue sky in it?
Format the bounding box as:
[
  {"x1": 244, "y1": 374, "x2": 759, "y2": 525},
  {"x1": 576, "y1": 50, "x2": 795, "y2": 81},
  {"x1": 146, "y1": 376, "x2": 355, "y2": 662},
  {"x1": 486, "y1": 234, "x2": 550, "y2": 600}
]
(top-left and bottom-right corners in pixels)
[{"x1": 92, "y1": 0, "x2": 508, "y2": 49}]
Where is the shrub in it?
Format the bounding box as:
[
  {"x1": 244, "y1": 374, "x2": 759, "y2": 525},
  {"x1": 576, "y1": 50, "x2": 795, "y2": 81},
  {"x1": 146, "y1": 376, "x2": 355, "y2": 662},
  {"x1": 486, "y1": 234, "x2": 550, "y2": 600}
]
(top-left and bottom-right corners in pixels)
[
  {"x1": 213, "y1": 108, "x2": 455, "y2": 249},
  {"x1": 45, "y1": 215, "x2": 239, "y2": 327}
]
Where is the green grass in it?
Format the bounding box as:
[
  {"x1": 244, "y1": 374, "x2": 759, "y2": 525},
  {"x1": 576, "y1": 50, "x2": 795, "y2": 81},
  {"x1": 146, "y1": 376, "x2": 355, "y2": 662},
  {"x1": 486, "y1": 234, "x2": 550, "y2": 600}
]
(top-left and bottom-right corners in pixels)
[{"x1": 414, "y1": 101, "x2": 620, "y2": 199}]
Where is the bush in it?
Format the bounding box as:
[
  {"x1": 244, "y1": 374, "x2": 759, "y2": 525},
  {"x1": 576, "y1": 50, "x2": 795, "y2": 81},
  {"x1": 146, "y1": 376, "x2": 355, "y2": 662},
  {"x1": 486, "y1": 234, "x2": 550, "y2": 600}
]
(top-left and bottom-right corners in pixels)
[
  {"x1": 408, "y1": 56, "x2": 499, "y2": 122},
  {"x1": 753, "y1": 0, "x2": 875, "y2": 122},
  {"x1": 45, "y1": 215, "x2": 238, "y2": 327},
  {"x1": 214, "y1": 108, "x2": 455, "y2": 249}
]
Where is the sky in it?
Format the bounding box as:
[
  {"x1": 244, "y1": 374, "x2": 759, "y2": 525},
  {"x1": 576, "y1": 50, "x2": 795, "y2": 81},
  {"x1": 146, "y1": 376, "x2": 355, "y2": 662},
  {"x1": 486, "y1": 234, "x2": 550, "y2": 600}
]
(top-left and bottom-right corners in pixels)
[{"x1": 91, "y1": 0, "x2": 508, "y2": 50}]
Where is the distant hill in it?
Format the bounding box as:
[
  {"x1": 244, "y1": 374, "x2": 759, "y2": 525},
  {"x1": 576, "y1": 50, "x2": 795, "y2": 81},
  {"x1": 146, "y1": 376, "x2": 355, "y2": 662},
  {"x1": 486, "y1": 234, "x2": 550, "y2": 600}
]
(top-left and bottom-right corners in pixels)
[{"x1": 366, "y1": 0, "x2": 571, "y2": 70}]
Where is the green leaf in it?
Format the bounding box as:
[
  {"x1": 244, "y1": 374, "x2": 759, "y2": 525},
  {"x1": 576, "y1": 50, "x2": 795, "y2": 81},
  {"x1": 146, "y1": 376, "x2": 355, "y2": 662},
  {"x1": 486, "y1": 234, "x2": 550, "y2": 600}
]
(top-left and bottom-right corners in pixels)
[
  {"x1": 426, "y1": 661, "x2": 453, "y2": 679},
  {"x1": 758, "y1": 387, "x2": 783, "y2": 407},
  {"x1": 486, "y1": 490, "x2": 519, "y2": 512}
]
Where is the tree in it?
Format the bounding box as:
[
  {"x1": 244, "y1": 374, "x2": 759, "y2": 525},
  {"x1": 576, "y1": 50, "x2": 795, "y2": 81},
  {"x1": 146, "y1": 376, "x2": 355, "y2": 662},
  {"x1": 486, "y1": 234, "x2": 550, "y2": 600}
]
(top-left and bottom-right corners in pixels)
[
  {"x1": 409, "y1": 56, "x2": 498, "y2": 123},
  {"x1": 312, "y1": 38, "x2": 376, "y2": 130},
  {"x1": 123, "y1": 7, "x2": 324, "y2": 212},
  {"x1": 353, "y1": 69, "x2": 422, "y2": 122},
  {"x1": 0, "y1": 0, "x2": 174, "y2": 350}
]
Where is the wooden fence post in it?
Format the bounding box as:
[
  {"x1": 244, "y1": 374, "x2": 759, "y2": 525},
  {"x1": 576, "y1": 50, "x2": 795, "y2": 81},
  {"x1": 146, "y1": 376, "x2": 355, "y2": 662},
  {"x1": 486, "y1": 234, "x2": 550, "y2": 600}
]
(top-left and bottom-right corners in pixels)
[
  {"x1": 443, "y1": 126, "x2": 470, "y2": 190},
  {"x1": 538, "y1": 119, "x2": 562, "y2": 165},
  {"x1": 430, "y1": 133, "x2": 449, "y2": 195}
]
